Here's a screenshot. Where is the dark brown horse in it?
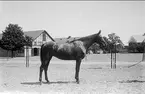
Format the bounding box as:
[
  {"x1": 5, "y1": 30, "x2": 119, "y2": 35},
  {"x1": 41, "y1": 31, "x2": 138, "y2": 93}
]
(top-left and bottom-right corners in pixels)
[{"x1": 39, "y1": 30, "x2": 107, "y2": 84}]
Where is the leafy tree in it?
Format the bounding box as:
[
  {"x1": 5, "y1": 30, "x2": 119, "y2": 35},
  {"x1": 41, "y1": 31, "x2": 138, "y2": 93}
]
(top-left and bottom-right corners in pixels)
[
  {"x1": 88, "y1": 43, "x2": 100, "y2": 54},
  {"x1": 102, "y1": 36, "x2": 112, "y2": 53},
  {"x1": 136, "y1": 43, "x2": 144, "y2": 53},
  {"x1": 108, "y1": 33, "x2": 124, "y2": 45},
  {"x1": 0, "y1": 24, "x2": 26, "y2": 57},
  {"x1": 108, "y1": 33, "x2": 124, "y2": 52},
  {"x1": 128, "y1": 42, "x2": 145, "y2": 53},
  {"x1": 24, "y1": 35, "x2": 33, "y2": 47}
]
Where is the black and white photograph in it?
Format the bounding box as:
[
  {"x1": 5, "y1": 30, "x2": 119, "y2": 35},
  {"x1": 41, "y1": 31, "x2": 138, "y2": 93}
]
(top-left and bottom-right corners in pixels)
[{"x1": 0, "y1": 1, "x2": 145, "y2": 94}]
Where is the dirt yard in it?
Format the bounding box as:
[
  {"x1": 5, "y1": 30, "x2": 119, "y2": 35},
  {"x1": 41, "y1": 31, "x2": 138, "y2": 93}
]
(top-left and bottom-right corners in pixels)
[{"x1": 0, "y1": 55, "x2": 145, "y2": 94}]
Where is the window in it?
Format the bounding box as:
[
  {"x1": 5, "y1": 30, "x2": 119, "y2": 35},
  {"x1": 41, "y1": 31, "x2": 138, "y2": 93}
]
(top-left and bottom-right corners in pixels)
[
  {"x1": 33, "y1": 41, "x2": 37, "y2": 46},
  {"x1": 43, "y1": 33, "x2": 46, "y2": 41}
]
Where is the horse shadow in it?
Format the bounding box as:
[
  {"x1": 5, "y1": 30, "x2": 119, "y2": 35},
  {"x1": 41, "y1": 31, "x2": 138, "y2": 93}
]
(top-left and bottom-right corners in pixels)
[
  {"x1": 119, "y1": 80, "x2": 145, "y2": 83},
  {"x1": 21, "y1": 81, "x2": 76, "y2": 85}
]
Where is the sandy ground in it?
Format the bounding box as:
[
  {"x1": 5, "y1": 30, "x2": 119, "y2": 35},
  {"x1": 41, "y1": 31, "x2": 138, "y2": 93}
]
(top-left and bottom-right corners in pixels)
[{"x1": 0, "y1": 57, "x2": 145, "y2": 94}]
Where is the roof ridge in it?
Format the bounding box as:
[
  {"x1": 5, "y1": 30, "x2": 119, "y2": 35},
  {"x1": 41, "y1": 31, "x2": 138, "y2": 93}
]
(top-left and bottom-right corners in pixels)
[
  {"x1": 132, "y1": 34, "x2": 145, "y2": 36},
  {"x1": 24, "y1": 30, "x2": 45, "y2": 33}
]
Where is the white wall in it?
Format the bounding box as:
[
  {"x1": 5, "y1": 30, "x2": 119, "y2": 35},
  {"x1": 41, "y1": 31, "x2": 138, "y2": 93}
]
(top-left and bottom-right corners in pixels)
[
  {"x1": 29, "y1": 32, "x2": 52, "y2": 56},
  {"x1": 32, "y1": 32, "x2": 52, "y2": 46}
]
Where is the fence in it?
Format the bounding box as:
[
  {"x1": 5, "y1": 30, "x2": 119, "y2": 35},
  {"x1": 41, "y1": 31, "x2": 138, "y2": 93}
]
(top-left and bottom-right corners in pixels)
[{"x1": 86, "y1": 53, "x2": 143, "y2": 62}]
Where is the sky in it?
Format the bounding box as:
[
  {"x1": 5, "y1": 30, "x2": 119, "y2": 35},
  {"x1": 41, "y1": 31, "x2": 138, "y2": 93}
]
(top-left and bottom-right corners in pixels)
[{"x1": 0, "y1": 1, "x2": 145, "y2": 45}]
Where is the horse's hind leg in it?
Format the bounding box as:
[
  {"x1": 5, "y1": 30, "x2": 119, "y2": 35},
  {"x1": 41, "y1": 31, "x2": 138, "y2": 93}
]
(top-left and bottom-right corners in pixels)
[
  {"x1": 44, "y1": 56, "x2": 52, "y2": 83},
  {"x1": 39, "y1": 63, "x2": 44, "y2": 85}
]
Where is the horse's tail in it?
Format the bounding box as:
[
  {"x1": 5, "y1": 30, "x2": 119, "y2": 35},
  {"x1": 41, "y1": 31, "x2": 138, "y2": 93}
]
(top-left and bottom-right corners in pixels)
[{"x1": 40, "y1": 44, "x2": 44, "y2": 64}]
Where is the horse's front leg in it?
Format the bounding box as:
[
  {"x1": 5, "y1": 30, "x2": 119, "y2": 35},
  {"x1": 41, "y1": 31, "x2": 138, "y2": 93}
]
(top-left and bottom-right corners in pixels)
[{"x1": 75, "y1": 59, "x2": 82, "y2": 84}]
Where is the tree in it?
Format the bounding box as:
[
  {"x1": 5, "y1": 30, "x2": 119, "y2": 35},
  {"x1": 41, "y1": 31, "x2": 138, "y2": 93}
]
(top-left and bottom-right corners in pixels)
[
  {"x1": 24, "y1": 35, "x2": 33, "y2": 47},
  {"x1": 0, "y1": 24, "x2": 26, "y2": 57},
  {"x1": 88, "y1": 43, "x2": 100, "y2": 54},
  {"x1": 128, "y1": 42, "x2": 145, "y2": 53},
  {"x1": 136, "y1": 43, "x2": 144, "y2": 53},
  {"x1": 108, "y1": 33, "x2": 124, "y2": 52},
  {"x1": 103, "y1": 36, "x2": 112, "y2": 53}
]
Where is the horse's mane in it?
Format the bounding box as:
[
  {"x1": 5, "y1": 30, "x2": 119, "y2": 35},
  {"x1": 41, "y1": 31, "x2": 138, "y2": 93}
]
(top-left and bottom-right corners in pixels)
[{"x1": 69, "y1": 33, "x2": 98, "y2": 43}]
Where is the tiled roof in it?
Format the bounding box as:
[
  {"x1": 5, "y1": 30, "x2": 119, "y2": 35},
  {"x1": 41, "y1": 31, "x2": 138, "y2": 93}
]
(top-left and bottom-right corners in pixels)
[
  {"x1": 24, "y1": 30, "x2": 44, "y2": 40},
  {"x1": 24, "y1": 30, "x2": 55, "y2": 41}
]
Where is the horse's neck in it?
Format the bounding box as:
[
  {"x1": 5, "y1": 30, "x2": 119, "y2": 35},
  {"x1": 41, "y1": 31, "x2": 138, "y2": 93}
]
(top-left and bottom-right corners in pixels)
[
  {"x1": 79, "y1": 34, "x2": 98, "y2": 50},
  {"x1": 82, "y1": 39, "x2": 95, "y2": 50}
]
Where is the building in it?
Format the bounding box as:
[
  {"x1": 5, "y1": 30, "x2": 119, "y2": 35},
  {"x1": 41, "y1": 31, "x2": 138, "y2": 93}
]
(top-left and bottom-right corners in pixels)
[
  {"x1": 128, "y1": 34, "x2": 145, "y2": 43},
  {"x1": 0, "y1": 30, "x2": 55, "y2": 57},
  {"x1": 128, "y1": 34, "x2": 145, "y2": 53},
  {"x1": 24, "y1": 30, "x2": 55, "y2": 56}
]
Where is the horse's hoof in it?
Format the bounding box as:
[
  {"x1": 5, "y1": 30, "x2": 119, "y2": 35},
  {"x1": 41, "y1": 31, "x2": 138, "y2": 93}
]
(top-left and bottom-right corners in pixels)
[
  {"x1": 76, "y1": 80, "x2": 80, "y2": 84},
  {"x1": 76, "y1": 81, "x2": 80, "y2": 84},
  {"x1": 40, "y1": 81, "x2": 42, "y2": 85},
  {"x1": 46, "y1": 80, "x2": 50, "y2": 83}
]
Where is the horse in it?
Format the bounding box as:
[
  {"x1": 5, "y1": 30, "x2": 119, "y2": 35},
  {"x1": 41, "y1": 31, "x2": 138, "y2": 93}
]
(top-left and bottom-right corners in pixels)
[{"x1": 39, "y1": 30, "x2": 107, "y2": 84}]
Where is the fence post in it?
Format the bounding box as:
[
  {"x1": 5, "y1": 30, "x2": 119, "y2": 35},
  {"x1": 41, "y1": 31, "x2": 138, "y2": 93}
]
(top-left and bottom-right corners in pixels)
[
  {"x1": 111, "y1": 44, "x2": 117, "y2": 69},
  {"x1": 26, "y1": 46, "x2": 29, "y2": 67},
  {"x1": 111, "y1": 49, "x2": 112, "y2": 68},
  {"x1": 114, "y1": 44, "x2": 116, "y2": 68},
  {"x1": 142, "y1": 46, "x2": 145, "y2": 61}
]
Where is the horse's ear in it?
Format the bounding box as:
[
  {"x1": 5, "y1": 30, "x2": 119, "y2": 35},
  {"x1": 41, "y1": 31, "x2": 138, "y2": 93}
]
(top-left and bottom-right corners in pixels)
[{"x1": 98, "y1": 30, "x2": 101, "y2": 35}]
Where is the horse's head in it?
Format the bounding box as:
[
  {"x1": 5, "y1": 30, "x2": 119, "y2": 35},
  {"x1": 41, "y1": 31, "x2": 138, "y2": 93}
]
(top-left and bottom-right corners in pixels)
[{"x1": 95, "y1": 30, "x2": 108, "y2": 50}]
